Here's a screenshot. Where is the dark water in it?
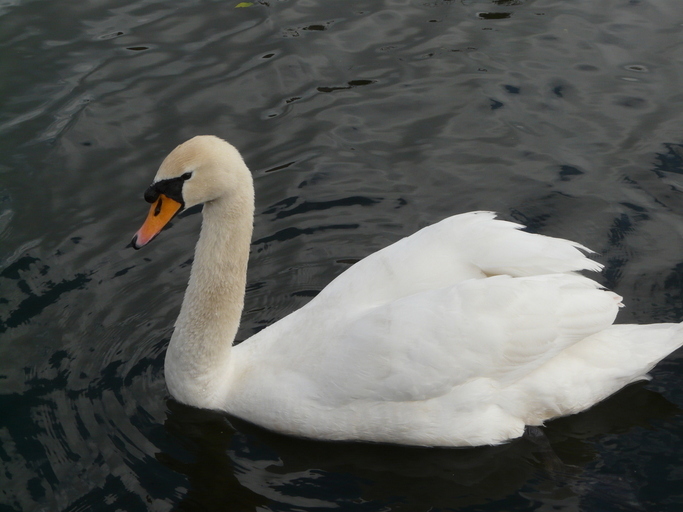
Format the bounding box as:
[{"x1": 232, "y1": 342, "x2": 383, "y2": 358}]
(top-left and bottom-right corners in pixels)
[{"x1": 2, "y1": 0, "x2": 683, "y2": 510}]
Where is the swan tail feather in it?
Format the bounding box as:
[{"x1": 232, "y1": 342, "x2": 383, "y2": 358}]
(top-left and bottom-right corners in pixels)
[{"x1": 505, "y1": 323, "x2": 683, "y2": 423}]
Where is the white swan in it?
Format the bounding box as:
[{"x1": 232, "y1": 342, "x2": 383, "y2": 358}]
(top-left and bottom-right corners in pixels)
[{"x1": 132, "y1": 135, "x2": 683, "y2": 447}]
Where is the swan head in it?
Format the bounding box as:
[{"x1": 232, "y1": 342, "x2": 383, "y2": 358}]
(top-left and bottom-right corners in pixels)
[{"x1": 131, "y1": 135, "x2": 250, "y2": 249}]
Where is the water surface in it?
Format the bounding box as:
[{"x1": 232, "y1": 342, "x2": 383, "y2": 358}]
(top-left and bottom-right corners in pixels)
[{"x1": 2, "y1": 0, "x2": 683, "y2": 510}]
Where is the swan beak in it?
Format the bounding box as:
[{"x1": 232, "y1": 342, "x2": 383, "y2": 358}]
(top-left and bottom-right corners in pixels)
[{"x1": 131, "y1": 194, "x2": 183, "y2": 249}]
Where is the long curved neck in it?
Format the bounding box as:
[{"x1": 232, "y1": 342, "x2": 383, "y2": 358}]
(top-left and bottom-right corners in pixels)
[{"x1": 165, "y1": 180, "x2": 254, "y2": 407}]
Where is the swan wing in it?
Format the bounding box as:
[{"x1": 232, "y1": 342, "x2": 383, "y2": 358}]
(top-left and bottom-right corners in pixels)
[
  {"x1": 315, "y1": 212, "x2": 603, "y2": 311},
  {"x1": 228, "y1": 212, "x2": 620, "y2": 444},
  {"x1": 307, "y1": 272, "x2": 621, "y2": 407}
]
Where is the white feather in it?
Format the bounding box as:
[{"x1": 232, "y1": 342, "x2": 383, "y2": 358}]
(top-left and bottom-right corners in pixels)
[{"x1": 138, "y1": 136, "x2": 683, "y2": 447}]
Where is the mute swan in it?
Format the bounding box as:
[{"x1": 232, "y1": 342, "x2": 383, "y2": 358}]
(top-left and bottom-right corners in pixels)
[{"x1": 131, "y1": 135, "x2": 683, "y2": 447}]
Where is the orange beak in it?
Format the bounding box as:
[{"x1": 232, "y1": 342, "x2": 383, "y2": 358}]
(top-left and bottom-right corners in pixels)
[{"x1": 131, "y1": 194, "x2": 183, "y2": 249}]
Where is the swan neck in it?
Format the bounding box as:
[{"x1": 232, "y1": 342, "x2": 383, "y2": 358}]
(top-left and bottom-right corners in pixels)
[{"x1": 165, "y1": 181, "x2": 254, "y2": 406}]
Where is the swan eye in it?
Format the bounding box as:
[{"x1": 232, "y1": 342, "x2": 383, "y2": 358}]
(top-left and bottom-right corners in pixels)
[{"x1": 181, "y1": 172, "x2": 193, "y2": 180}]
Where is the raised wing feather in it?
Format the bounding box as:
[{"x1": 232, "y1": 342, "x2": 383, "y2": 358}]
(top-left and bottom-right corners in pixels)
[{"x1": 315, "y1": 212, "x2": 602, "y2": 311}]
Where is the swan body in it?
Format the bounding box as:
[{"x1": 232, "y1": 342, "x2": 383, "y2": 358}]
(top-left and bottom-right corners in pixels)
[{"x1": 132, "y1": 135, "x2": 683, "y2": 447}]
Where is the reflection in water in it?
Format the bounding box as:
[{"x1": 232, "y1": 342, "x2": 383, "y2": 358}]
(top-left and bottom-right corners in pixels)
[
  {"x1": 0, "y1": 255, "x2": 92, "y2": 333},
  {"x1": 159, "y1": 383, "x2": 677, "y2": 511}
]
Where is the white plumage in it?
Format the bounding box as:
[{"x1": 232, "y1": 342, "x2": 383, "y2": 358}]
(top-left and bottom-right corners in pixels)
[{"x1": 132, "y1": 135, "x2": 683, "y2": 447}]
